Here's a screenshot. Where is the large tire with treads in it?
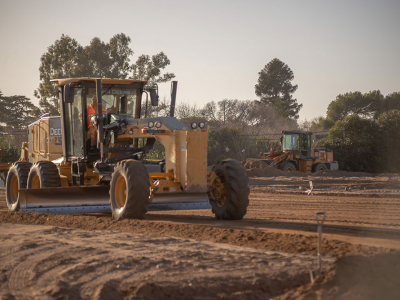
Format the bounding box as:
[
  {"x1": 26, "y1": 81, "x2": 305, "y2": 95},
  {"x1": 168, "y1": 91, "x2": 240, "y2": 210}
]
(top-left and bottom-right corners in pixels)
[
  {"x1": 313, "y1": 163, "x2": 327, "y2": 172},
  {"x1": 279, "y1": 162, "x2": 296, "y2": 172},
  {"x1": 209, "y1": 159, "x2": 250, "y2": 220},
  {"x1": 27, "y1": 161, "x2": 61, "y2": 189},
  {"x1": 6, "y1": 161, "x2": 32, "y2": 211},
  {"x1": 109, "y1": 159, "x2": 151, "y2": 220}
]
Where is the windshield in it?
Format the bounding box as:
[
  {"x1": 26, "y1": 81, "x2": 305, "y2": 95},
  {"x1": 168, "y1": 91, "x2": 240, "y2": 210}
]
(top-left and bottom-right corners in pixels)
[
  {"x1": 283, "y1": 134, "x2": 299, "y2": 151},
  {"x1": 87, "y1": 87, "x2": 139, "y2": 120}
]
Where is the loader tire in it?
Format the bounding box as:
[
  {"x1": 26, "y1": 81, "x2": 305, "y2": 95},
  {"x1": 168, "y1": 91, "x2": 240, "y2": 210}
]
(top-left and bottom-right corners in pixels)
[
  {"x1": 110, "y1": 159, "x2": 151, "y2": 220},
  {"x1": 6, "y1": 161, "x2": 32, "y2": 211},
  {"x1": 209, "y1": 159, "x2": 250, "y2": 220},
  {"x1": 279, "y1": 162, "x2": 296, "y2": 172},
  {"x1": 313, "y1": 163, "x2": 327, "y2": 172},
  {"x1": 27, "y1": 161, "x2": 61, "y2": 189}
]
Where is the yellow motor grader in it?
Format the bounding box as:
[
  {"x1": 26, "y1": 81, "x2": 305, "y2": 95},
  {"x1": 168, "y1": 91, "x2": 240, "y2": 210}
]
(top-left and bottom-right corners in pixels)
[{"x1": 6, "y1": 78, "x2": 249, "y2": 220}]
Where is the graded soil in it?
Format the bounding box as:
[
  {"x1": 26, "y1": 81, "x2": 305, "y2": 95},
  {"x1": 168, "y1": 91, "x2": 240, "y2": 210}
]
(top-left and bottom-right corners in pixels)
[{"x1": 1, "y1": 164, "x2": 400, "y2": 299}]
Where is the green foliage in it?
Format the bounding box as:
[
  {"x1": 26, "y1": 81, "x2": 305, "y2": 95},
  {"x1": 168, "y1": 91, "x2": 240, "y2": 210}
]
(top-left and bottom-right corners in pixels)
[
  {"x1": 321, "y1": 139, "x2": 379, "y2": 173},
  {"x1": 377, "y1": 92, "x2": 400, "y2": 115},
  {"x1": 327, "y1": 114, "x2": 379, "y2": 141},
  {"x1": 0, "y1": 90, "x2": 40, "y2": 128},
  {"x1": 0, "y1": 139, "x2": 20, "y2": 163},
  {"x1": 255, "y1": 58, "x2": 302, "y2": 120},
  {"x1": 320, "y1": 115, "x2": 380, "y2": 173},
  {"x1": 36, "y1": 33, "x2": 175, "y2": 115},
  {"x1": 132, "y1": 52, "x2": 175, "y2": 84},
  {"x1": 207, "y1": 126, "x2": 238, "y2": 165},
  {"x1": 35, "y1": 34, "x2": 85, "y2": 115},
  {"x1": 206, "y1": 126, "x2": 280, "y2": 166},
  {"x1": 325, "y1": 90, "x2": 383, "y2": 125},
  {"x1": 375, "y1": 109, "x2": 400, "y2": 173}
]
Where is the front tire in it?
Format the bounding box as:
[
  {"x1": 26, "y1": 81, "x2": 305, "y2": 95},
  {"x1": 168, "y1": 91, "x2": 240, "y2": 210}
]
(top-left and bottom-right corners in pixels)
[
  {"x1": 313, "y1": 163, "x2": 327, "y2": 172},
  {"x1": 109, "y1": 160, "x2": 151, "y2": 220},
  {"x1": 6, "y1": 162, "x2": 32, "y2": 211},
  {"x1": 279, "y1": 162, "x2": 296, "y2": 172},
  {"x1": 27, "y1": 161, "x2": 61, "y2": 189},
  {"x1": 209, "y1": 159, "x2": 250, "y2": 220}
]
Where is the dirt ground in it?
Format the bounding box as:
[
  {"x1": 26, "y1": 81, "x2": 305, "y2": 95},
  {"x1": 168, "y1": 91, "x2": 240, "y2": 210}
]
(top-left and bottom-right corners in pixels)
[{"x1": 1, "y1": 162, "x2": 400, "y2": 299}]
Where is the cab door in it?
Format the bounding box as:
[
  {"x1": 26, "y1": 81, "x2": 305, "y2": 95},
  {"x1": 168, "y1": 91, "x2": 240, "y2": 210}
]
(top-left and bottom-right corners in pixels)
[{"x1": 62, "y1": 88, "x2": 84, "y2": 159}]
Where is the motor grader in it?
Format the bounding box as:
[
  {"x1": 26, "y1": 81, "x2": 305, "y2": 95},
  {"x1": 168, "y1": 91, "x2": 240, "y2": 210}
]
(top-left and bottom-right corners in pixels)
[
  {"x1": 6, "y1": 78, "x2": 249, "y2": 220},
  {"x1": 260, "y1": 130, "x2": 338, "y2": 173}
]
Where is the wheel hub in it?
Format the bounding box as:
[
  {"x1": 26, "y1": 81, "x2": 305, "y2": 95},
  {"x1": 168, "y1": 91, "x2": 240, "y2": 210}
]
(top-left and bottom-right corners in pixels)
[
  {"x1": 212, "y1": 177, "x2": 227, "y2": 207},
  {"x1": 31, "y1": 175, "x2": 41, "y2": 189},
  {"x1": 9, "y1": 175, "x2": 19, "y2": 204},
  {"x1": 114, "y1": 175, "x2": 127, "y2": 209}
]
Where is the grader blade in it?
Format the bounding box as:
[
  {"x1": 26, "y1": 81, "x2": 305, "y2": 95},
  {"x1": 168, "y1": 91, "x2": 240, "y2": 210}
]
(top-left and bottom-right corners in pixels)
[
  {"x1": 148, "y1": 192, "x2": 211, "y2": 211},
  {"x1": 18, "y1": 186, "x2": 211, "y2": 214},
  {"x1": 19, "y1": 186, "x2": 111, "y2": 214}
]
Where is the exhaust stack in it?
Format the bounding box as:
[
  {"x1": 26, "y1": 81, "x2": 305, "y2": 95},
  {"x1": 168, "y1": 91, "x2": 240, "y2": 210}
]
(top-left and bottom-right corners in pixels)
[{"x1": 170, "y1": 81, "x2": 178, "y2": 117}]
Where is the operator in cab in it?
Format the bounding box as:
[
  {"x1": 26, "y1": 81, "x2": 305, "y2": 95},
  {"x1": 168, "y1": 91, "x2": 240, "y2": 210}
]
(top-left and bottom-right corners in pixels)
[{"x1": 87, "y1": 96, "x2": 106, "y2": 152}]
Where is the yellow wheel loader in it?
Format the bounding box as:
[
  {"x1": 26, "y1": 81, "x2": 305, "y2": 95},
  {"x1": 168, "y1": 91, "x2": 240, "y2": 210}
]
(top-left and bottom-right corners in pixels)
[
  {"x1": 260, "y1": 130, "x2": 338, "y2": 173},
  {"x1": 5, "y1": 78, "x2": 249, "y2": 220}
]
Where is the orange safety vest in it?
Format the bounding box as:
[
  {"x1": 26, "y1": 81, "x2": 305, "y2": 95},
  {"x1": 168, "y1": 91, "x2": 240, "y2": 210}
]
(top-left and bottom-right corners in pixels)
[{"x1": 87, "y1": 105, "x2": 106, "y2": 128}]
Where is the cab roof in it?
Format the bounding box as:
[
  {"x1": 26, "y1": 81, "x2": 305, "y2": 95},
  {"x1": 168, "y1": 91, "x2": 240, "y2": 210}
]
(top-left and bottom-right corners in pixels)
[{"x1": 50, "y1": 77, "x2": 147, "y2": 86}]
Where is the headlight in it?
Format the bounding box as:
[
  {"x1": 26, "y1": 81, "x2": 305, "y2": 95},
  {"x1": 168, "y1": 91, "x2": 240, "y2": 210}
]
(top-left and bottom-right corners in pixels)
[
  {"x1": 148, "y1": 121, "x2": 154, "y2": 128},
  {"x1": 128, "y1": 129, "x2": 133, "y2": 135},
  {"x1": 191, "y1": 122, "x2": 197, "y2": 129},
  {"x1": 155, "y1": 121, "x2": 162, "y2": 128},
  {"x1": 199, "y1": 122, "x2": 205, "y2": 129}
]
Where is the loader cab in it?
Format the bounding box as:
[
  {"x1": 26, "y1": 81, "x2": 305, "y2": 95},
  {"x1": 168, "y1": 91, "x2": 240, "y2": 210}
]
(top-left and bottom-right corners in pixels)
[
  {"x1": 282, "y1": 131, "x2": 312, "y2": 160},
  {"x1": 56, "y1": 78, "x2": 147, "y2": 162}
]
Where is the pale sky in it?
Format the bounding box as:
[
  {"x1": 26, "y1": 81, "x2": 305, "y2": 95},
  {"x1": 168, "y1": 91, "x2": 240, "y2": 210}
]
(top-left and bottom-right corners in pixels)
[{"x1": 0, "y1": 0, "x2": 399, "y2": 121}]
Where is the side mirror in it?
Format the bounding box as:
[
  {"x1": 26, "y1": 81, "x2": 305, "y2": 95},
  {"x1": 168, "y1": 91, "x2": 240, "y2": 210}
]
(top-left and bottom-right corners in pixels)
[
  {"x1": 64, "y1": 85, "x2": 74, "y2": 103},
  {"x1": 149, "y1": 89, "x2": 159, "y2": 106}
]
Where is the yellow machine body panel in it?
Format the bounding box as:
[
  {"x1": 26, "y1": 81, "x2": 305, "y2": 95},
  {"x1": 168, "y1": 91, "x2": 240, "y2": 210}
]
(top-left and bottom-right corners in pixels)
[{"x1": 28, "y1": 116, "x2": 63, "y2": 163}]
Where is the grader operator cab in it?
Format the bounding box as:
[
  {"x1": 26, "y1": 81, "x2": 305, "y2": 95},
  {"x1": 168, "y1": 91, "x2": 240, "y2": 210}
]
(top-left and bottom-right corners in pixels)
[
  {"x1": 261, "y1": 130, "x2": 338, "y2": 173},
  {"x1": 6, "y1": 78, "x2": 249, "y2": 220}
]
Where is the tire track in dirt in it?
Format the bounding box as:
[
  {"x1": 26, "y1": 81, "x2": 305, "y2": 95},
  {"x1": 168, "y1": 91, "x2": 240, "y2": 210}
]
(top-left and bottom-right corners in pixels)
[{"x1": 1, "y1": 223, "x2": 338, "y2": 299}]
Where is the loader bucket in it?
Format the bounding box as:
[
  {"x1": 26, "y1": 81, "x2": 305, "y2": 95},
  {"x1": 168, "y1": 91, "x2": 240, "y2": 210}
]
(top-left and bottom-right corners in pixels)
[{"x1": 18, "y1": 186, "x2": 211, "y2": 214}]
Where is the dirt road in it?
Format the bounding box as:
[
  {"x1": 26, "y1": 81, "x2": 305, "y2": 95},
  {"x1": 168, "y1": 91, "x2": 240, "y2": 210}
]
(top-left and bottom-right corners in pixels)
[{"x1": 1, "y1": 169, "x2": 400, "y2": 299}]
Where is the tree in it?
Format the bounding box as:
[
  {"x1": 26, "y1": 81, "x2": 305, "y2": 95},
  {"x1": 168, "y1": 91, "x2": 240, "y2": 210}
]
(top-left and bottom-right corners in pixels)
[
  {"x1": 0, "y1": 90, "x2": 40, "y2": 129},
  {"x1": 320, "y1": 115, "x2": 380, "y2": 172},
  {"x1": 376, "y1": 109, "x2": 400, "y2": 173},
  {"x1": 377, "y1": 92, "x2": 400, "y2": 116},
  {"x1": 34, "y1": 34, "x2": 85, "y2": 115},
  {"x1": 255, "y1": 58, "x2": 302, "y2": 119},
  {"x1": 131, "y1": 52, "x2": 175, "y2": 85},
  {"x1": 325, "y1": 90, "x2": 383, "y2": 126},
  {"x1": 35, "y1": 33, "x2": 175, "y2": 114}
]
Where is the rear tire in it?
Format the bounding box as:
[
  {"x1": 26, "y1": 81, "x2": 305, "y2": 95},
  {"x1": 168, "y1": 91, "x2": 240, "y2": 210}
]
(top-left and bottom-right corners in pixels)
[
  {"x1": 6, "y1": 162, "x2": 32, "y2": 211},
  {"x1": 209, "y1": 159, "x2": 250, "y2": 220},
  {"x1": 27, "y1": 161, "x2": 61, "y2": 189},
  {"x1": 109, "y1": 160, "x2": 151, "y2": 220},
  {"x1": 313, "y1": 163, "x2": 327, "y2": 172},
  {"x1": 279, "y1": 162, "x2": 296, "y2": 172}
]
